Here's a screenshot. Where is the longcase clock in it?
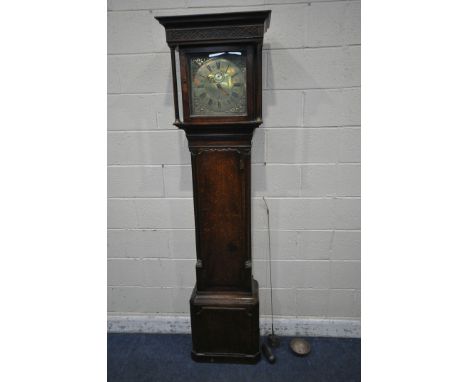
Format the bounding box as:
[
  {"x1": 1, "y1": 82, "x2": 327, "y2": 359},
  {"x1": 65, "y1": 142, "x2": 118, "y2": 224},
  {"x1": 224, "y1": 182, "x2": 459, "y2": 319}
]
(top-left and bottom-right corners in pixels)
[{"x1": 156, "y1": 10, "x2": 271, "y2": 364}]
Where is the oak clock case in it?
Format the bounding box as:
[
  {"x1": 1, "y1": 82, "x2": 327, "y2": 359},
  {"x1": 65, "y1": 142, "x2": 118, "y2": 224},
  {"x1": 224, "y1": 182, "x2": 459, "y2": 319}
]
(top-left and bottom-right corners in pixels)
[{"x1": 156, "y1": 11, "x2": 271, "y2": 364}]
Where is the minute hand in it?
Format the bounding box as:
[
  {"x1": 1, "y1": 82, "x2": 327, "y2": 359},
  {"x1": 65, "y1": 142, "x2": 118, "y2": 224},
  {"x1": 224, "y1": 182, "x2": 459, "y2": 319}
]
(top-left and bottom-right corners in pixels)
[{"x1": 216, "y1": 83, "x2": 229, "y2": 96}]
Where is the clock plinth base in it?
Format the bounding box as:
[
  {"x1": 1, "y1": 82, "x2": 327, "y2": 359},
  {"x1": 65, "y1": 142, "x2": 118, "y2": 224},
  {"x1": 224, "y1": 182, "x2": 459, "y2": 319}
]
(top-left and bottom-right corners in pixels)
[
  {"x1": 189, "y1": 280, "x2": 260, "y2": 364},
  {"x1": 190, "y1": 350, "x2": 261, "y2": 364}
]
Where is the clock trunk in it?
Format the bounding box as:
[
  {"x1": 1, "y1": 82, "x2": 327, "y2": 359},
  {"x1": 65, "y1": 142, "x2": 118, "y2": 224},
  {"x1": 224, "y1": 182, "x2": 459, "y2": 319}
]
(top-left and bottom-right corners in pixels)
[{"x1": 191, "y1": 144, "x2": 252, "y2": 292}]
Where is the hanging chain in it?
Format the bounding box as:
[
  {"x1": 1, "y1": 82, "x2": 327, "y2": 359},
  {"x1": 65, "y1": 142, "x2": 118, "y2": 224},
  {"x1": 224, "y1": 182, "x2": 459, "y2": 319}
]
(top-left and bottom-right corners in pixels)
[{"x1": 262, "y1": 197, "x2": 275, "y2": 336}]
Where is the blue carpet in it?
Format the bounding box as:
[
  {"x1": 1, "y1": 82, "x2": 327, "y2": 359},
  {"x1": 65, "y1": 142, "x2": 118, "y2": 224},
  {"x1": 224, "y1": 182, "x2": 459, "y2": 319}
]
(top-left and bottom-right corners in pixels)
[{"x1": 108, "y1": 333, "x2": 360, "y2": 382}]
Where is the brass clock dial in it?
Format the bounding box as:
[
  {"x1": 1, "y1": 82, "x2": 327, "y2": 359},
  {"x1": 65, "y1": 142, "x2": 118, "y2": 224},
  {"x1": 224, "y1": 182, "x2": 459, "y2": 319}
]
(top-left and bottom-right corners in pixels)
[{"x1": 190, "y1": 54, "x2": 247, "y2": 116}]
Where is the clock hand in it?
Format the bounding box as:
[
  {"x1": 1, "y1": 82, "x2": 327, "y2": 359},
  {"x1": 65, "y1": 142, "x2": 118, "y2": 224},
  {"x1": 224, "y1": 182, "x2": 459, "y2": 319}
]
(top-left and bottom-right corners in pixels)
[{"x1": 216, "y1": 83, "x2": 229, "y2": 96}]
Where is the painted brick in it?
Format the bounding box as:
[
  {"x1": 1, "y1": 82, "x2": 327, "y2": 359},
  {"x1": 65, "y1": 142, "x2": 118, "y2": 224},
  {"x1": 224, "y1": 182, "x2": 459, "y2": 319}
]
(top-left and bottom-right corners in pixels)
[
  {"x1": 303, "y1": 88, "x2": 360, "y2": 127},
  {"x1": 108, "y1": 199, "x2": 194, "y2": 229},
  {"x1": 167, "y1": 230, "x2": 196, "y2": 259},
  {"x1": 301, "y1": 164, "x2": 337, "y2": 197},
  {"x1": 108, "y1": 94, "x2": 157, "y2": 131},
  {"x1": 108, "y1": 53, "x2": 172, "y2": 94},
  {"x1": 328, "y1": 289, "x2": 360, "y2": 318},
  {"x1": 108, "y1": 11, "x2": 168, "y2": 54},
  {"x1": 331, "y1": 231, "x2": 360, "y2": 260},
  {"x1": 108, "y1": 166, "x2": 164, "y2": 197},
  {"x1": 108, "y1": 286, "x2": 171, "y2": 313},
  {"x1": 155, "y1": 97, "x2": 177, "y2": 129},
  {"x1": 333, "y1": 198, "x2": 360, "y2": 229},
  {"x1": 336, "y1": 164, "x2": 360, "y2": 196},
  {"x1": 306, "y1": 1, "x2": 361, "y2": 47},
  {"x1": 262, "y1": 90, "x2": 303, "y2": 127},
  {"x1": 301, "y1": 164, "x2": 360, "y2": 197},
  {"x1": 298, "y1": 231, "x2": 333, "y2": 260},
  {"x1": 108, "y1": 0, "x2": 187, "y2": 11},
  {"x1": 252, "y1": 260, "x2": 268, "y2": 287},
  {"x1": 252, "y1": 198, "x2": 269, "y2": 230},
  {"x1": 344, "y1": 1, "x2": 361, "y2": 46},
  {"x1": 306, "y1": 2, "x2": 345, "y2": 47},
  {"x1": 252, "y1": 129, "x2": 266, "y2": 164},
  {"x1": 252, "y1": 230, "x2": 299, "y2": 260},
  {"x1": 343, "y1": 46, "x2": 360, "y2": 87},
  {"x1": 108, "y1": 228, "x2": 196, "y2": 260},
  {"x1": 107, "y1": 56, "x2": 120, "y2": 94},
  {"x1": 170, "y1": 287, "x2": 194, "y2": 313},
  {"x1": 296, "y1": 289, "x2": 329, "y2": 316},
  {"x1": 252, "y1": 230, "x2": 267, "y2": 260},
  {"x1": 170, "y1": 260, "x2": 197, "y2": 288},
  {"x1": 264, "y1": 5, "x2": 306, "y2": 49},
  {"x1": 255, "y1": 260, "x2": 330, "y2": 289},
  {"x1": 108, "y1": 259, "x2": 196, "y2": 287},
  {"x1": 108, "y1": 229, "x2": 196, "y2": 260},
  {"x1": 188, "y1": 0, "x2": 264, "y2": 7},
  {"x1": 108, "y1": 287, "x2": 192, "y2": 314},
  {"x1": 108, "y1": 259, "x2": 145, "y2": 286},
  {"x1": 267, "y1": 47, "x2": 360, "y2": 89},
  {"x1": 355, "y1": 290, "x2": 361, "y2": 317},
  {"x1": 107, "y1": 131, "x2": 190, "y2": 165},
  {"x1": 107, "y1": 94, "x2": 174, "y2": 131},
  {"x1": 330, "y1": 261, "x2": 360, "y2": 289},
  {"x1": 252, "y1": 164, "x2": 301, "y2": 197},
  {"x1": 266, "y1": 198, "x2": 334, "y2": 230},
  {"x1": 163, "y1": 165, "x2": 193, "y2": 197},
  {"x1": 339, "y1": 128, "x2": 361, "y2": 163},
  {"x1": 259, "y1": 288, "x2": 296, "y2": 316},
  {"x1": 273, "y1": 261, "x2": 330, "y2": 288},
  {"x1": 107, "y1": 229, "x2": 170, "y2": 258},
  {"x1": 266, "y1": 0, "x2": 335, "y2": 3},
  {"x1": 267, "y1": 128, "x2": 340, "y2": 164}
]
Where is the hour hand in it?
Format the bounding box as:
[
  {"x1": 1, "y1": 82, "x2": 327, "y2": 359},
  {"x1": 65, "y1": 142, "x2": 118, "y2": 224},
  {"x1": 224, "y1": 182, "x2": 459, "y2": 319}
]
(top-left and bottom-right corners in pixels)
[{"x1": 216, "y1": 83, "x2": 229, "y2": 96}]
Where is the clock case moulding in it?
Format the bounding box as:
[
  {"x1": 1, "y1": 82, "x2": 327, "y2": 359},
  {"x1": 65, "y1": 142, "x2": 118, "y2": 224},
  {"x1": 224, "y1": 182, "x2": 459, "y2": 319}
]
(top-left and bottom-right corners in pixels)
[{"x1": 156, "y1": 10, "x2": 271, "y2": 364}]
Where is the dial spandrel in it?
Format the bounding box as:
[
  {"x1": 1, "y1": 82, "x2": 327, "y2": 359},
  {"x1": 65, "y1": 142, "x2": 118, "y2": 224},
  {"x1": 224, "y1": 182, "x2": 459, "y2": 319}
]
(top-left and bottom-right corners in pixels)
[{"x1": 190, "y1": 52, "x2": 247, "y2": 116}]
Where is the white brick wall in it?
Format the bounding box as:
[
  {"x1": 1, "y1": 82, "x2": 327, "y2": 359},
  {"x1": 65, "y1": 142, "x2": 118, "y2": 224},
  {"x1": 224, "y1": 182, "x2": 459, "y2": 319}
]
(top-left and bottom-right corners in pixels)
[{"x1": 108, "y1": 0, "x2": 360, "y2": 321}]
